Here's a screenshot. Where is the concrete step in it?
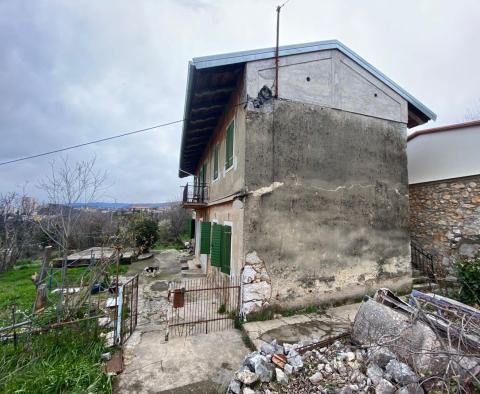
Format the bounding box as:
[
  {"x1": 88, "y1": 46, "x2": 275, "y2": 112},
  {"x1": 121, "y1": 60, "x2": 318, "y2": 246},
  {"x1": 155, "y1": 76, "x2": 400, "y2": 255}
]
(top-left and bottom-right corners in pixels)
[
  {"x1": 411, "y1": 269, "x2": 423, "y2": 277},
  {"x1": 181, "y1": 270, "x2": 206, "y2": 278},
  {"x1": 413, "y1": 282, "x2": 439, "y2": 292},
  {"x1": 412, "y1": 276, "x2": 430, "y2": 285}
]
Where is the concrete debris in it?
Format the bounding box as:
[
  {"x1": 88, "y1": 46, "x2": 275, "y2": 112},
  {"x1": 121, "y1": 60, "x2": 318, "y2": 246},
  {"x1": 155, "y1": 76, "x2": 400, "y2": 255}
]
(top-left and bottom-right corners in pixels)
[
  {"x1": 234, "y1": 369, "x2": 259, "y2": 385},
  {"x1": 375, "y1": 378, "x2": 395, "y2": 394},
  {"x1": 228, "y1": 379, "x2": 241, "y2": 394},
  {"x1": 275, "y1": 368, "x2": 288, "y2": 385},
  {"x1": 367, "y1": 346, "x2": 396, "y2": 369},
  {"x1": 101, "y1": 352, "x2": 112, "y2": 361},
  {"x1": 229, "y1": 289, "x2": 480, "y2": 393},
  {"x1": 385, "y1": 360, "x2": 418, "y2": 385},
  {"x1": 229, "y1": 320, "x2": 426, "y2": 393},
  {"x1": 366, "y1": 363, "x2": 383, "y2": 386}
]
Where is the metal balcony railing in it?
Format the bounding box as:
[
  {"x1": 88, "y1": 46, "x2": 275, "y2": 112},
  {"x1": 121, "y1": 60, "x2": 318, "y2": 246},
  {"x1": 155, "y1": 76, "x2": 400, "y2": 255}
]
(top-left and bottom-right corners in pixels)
[{"x1": 182, "y1": 183, "x2": 209, "y2": 205}]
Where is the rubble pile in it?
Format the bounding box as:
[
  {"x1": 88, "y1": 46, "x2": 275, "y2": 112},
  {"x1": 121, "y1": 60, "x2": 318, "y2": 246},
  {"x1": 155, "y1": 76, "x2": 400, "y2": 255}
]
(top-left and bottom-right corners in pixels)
[{"x1": 228, "y1": 337, "x2": 427, "y2": 394}]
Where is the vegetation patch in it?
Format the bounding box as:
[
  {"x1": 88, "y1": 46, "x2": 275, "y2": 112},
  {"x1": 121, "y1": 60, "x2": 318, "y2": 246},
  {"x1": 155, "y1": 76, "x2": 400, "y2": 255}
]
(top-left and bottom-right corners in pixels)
[
  {"x1": 0, "y1": 320, "x2": 112, "y2": 394},
  {"x1": 456, "y1": 258, "x2": 480, "y2": 306}
]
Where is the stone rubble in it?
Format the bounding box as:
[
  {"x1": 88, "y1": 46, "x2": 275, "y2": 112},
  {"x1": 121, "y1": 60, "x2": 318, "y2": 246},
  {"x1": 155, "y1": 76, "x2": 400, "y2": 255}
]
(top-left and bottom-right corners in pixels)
[{"x1": 227, "y1": 338, "x2": 426, "y2": 394}]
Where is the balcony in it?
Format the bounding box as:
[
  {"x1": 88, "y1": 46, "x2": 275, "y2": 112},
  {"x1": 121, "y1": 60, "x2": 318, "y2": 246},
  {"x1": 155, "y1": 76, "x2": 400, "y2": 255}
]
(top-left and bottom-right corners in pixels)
[{"x1": 182, "y1": 183, "x2": 209, "y2": 208}]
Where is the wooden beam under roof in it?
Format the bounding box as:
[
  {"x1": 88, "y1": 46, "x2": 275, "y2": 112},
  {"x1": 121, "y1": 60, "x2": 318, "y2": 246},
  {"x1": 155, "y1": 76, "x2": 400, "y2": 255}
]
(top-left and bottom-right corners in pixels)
[{"x1": 194, "y1": 85, "x2": 235, "y2": 98}]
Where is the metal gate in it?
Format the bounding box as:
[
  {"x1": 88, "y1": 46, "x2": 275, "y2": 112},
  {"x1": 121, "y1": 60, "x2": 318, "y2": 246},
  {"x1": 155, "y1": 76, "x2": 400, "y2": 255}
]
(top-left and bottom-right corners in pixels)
[
  {"x1": 114, "y1": 274, "x2": 139, "y2": 346},
  {"x1": 167, "y1": 276, "x2": 240, "y2": 337}
]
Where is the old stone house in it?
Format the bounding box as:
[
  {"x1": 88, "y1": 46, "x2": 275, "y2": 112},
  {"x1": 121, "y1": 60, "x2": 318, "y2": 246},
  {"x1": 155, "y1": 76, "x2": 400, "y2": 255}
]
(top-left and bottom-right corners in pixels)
[
  {"x1": 408, "y1": 120, "x2": 480, "y2": 272},
  {"x1": 179, "y1": 40, "x2": 435, "y2": 313}
]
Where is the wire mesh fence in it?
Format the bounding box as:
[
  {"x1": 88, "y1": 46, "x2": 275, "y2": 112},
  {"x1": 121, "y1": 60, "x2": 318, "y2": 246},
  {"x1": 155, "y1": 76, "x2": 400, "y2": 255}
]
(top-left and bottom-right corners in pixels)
[{"x1": 167, "y1": 275, "x2": 241, "y2": 337}]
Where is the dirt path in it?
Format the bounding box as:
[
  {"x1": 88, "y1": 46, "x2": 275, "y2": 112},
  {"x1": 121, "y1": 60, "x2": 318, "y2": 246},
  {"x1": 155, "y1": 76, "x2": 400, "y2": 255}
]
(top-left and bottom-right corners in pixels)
[{"x1": 115, "y1": 250, "x2": 249, "y2": 394}]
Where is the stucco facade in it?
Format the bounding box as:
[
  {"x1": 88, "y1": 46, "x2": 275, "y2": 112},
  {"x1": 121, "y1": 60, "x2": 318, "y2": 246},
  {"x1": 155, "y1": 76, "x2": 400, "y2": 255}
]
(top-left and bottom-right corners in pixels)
[{"x1": 180, "y1": 42, "x2": 434, "y2": 313}]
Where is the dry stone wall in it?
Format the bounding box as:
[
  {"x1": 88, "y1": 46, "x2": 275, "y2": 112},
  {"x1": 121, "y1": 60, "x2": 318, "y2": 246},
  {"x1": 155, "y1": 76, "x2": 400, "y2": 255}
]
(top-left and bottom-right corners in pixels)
[
  {"x1": 241, "y1": 251, "x2": 272, "y2": 316},
  {"x1": 409, "y1": 174, "x2": 480, "y2": 271}
]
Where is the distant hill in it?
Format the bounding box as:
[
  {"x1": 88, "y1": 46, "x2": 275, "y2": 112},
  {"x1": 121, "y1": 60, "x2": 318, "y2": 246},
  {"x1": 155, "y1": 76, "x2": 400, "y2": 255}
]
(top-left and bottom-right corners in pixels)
[{"x1": 70, "y1": 202, "x2": 177, "y2": 210}]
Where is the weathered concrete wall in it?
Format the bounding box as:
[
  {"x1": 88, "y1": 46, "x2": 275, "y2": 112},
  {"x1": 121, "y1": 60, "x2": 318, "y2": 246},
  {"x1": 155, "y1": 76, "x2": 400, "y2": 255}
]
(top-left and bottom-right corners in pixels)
[
  {"x1": 245, "y1": 49, "x2": 408, "y2": 125},
  {"x1": 409, "y1": 175, "x2": 480, "y2": 271},
  {"x1": 243, "y1": 101, "x2": 411, "y2": 309}
]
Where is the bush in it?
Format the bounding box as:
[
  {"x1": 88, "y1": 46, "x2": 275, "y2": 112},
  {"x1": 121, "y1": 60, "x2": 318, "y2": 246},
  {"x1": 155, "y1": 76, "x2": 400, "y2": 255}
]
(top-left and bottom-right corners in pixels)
[
  {"x1": 456, "y1": 258, "x2": 480, "y2": 306},
  {"x1": 129, "y1": 216, "x2": 159, "y2": 252}
]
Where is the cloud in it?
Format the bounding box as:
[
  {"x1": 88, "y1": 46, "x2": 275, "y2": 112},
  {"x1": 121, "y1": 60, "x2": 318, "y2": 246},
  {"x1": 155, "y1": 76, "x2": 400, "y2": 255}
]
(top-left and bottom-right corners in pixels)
[{"x1": 0, "y1": 0, "x2": 479, "y2": 202}]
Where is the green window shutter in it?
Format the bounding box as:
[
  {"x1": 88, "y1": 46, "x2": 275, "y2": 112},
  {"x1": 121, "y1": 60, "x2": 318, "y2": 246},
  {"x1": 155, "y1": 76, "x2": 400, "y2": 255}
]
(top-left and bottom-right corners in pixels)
[
  {"x1": 225, "y1": 122, "x2": 234, "y2": 169},
  {"x1": 200, "y1": 221, "x2": 211, "y2": 254},
  {"x1": 213, "y1": 145, "x2": 219, "y2": 179},
  {"x1": 211, "y1": 223, "x2": 222, "y2": 266},
  {"x1": 189, "y1": 219, "x2": 195, "y2": 239},
  {"x1": 221, "y1": 225, "x2": 231, "y2": 274}
]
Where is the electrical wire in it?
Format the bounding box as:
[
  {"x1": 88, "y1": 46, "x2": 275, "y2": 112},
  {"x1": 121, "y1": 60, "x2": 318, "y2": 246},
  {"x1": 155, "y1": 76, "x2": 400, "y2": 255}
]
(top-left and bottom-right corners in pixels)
[{"x1": 0, "y1": 119, "x2": 184, "y2": 167}]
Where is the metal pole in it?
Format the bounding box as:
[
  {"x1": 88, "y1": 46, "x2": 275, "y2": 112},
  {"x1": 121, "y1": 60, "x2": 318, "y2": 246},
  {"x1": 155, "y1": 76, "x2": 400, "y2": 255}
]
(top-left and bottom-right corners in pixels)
[
  {"x1": 274, "y1": 5, "x2": 280, "y2": 98},
  {"x1": 12, "y1": 303, "x2": 17, "y2": 349},
  {"x1": 114, "y1": 247, "x2": 120, "y2": 345}
]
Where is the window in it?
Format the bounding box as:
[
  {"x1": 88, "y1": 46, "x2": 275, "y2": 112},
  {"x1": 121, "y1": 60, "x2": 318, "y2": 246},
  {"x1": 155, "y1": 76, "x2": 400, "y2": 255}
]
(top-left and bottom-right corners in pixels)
[
  {"x1": 210, "y1": 223, "x2": 231, "y2": 274},
  {"x1": 200, "y1": 221, "x2": 211, "y2": 254},
  {"x1": 212, "y1": 145, "x2": 219, "y2": 180},
  {"x1": 225, "y1": 121, "x2": 234, "y2": 170}
]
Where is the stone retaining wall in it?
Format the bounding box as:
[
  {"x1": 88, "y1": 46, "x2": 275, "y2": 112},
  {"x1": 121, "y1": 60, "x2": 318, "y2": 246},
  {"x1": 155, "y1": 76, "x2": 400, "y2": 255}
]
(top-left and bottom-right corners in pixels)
[{"x1": 409, "y1": 174, "x2": 480, "y2": 271}]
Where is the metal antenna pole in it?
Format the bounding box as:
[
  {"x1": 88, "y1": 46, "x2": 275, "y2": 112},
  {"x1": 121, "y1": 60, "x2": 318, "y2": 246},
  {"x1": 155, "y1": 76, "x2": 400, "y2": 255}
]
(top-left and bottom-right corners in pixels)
[{"x1": 275, "y1": 5, "x2": 280, "y2": 99}]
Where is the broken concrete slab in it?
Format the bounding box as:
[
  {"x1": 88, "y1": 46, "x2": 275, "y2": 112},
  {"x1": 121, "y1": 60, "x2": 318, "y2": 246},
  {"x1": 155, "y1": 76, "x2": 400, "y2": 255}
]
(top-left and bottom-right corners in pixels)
[
  {"x1": 352, "y1": 298, "x2": 446, "y2": 375},
  {"x1": 243, "y1": 311, "x2": 351, "y2": 351}
]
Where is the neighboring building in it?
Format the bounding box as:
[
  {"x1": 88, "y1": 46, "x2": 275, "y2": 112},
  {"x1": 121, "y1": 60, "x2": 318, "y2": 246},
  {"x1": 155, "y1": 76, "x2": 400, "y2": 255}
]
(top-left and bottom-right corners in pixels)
[
  {"x1": 179, "y1": 40, "x2": 435, "y2": 312},
  {"x1": 408, "y1": 120, "x2": 480, "y2": 272}
]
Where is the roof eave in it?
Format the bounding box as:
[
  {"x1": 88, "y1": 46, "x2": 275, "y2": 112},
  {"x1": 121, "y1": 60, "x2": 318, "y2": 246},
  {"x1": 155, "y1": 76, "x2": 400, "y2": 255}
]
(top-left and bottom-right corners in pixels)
[
  {"x1": 191, "y1": 40, "x2": 436, "y2": 124},
  {"x1": 179, "y1": 61, "x2": 196, "y2": 178}
]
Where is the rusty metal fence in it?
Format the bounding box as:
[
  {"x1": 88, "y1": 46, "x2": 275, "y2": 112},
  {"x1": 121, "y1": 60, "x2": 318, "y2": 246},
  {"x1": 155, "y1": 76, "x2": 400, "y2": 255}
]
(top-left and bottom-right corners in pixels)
[
  {"x1": 115, "y1": 274, "x2": 139, "y2": 346},
  {"x1": 167, "y1": 276, "x2": 240, "y2": 337}
]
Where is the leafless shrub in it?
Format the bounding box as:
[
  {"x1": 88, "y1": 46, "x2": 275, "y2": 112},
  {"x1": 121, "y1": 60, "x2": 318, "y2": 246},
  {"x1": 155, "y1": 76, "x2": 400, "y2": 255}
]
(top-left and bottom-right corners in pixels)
[{"x1": 0, "y1": 191, "x2": 37, "y2": 272}]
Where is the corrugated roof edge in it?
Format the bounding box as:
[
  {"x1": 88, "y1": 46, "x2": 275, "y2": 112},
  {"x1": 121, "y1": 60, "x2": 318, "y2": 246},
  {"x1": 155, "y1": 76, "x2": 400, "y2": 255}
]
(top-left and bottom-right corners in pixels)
[
  {"x1": 407, "y1": 119, "x2": 480, "y2": 142},
  {"x1": 191, "y1": 39, "x2": 436, "y2": 122}
]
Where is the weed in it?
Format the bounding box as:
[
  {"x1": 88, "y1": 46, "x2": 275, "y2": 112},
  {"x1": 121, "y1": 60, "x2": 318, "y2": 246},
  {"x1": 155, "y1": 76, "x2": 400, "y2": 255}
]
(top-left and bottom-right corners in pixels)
[
  {"x1": 217, "y1": 304, "x2": 226, "y2": 314},
  {"x1": 0, "y1": 320, "x2": 112, "y2": 393},
  {"x1": 456, "y1": 258, "x2": 480, "y2": 306}
]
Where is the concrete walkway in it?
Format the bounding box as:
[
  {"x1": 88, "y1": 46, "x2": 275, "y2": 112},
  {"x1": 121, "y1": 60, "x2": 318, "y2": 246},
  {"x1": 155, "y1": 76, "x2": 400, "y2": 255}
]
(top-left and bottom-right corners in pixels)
[
  {"x1": 117, "y1": 329, "x2": 249, "y2": 393},
  {"x1": 115, "y1": 250, "x2": 250, "y2": 393},
  {"x1": 243, "y1": 303, "x2": 360, "y2": 350}
]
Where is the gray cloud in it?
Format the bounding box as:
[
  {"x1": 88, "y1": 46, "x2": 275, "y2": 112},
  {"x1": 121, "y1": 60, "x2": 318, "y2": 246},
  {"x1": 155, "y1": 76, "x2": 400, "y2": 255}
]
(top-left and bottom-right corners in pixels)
[{"x1": 1, "y1": 0, "x2": 479, "y2": 202}]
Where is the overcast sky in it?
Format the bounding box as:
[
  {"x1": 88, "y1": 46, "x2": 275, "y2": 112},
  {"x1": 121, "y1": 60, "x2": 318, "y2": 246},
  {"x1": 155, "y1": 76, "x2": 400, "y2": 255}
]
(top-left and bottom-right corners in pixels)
[{"x1": 1, "y1": 0, "x2": 479, "y2": 203}]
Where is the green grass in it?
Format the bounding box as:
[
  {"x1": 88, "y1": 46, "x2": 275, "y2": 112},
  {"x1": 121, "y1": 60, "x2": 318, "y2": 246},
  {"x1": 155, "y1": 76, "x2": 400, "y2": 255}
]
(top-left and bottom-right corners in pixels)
[
  {"x1": 0, "y1": 320, "x2": 112, "y2": 393},
  {"x1": 0, "y1": 261, "x2": 128, "y2": 322},
  {"x1": 152, "y1": 233, "x2": 190, "y2": 251},
  {"x1": 0, "y1": 259, "x2": 131, "y2": 393}
]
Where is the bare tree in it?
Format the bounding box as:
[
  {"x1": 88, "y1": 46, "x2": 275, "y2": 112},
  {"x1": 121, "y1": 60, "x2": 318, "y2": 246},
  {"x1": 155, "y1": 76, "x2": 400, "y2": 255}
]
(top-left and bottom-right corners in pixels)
[
  {"x1": 37, "y1": 156, "x2": 107, "y2": 254},
  {"x1": 36, "y1": 156, "x2": 107, "y2": 317}
]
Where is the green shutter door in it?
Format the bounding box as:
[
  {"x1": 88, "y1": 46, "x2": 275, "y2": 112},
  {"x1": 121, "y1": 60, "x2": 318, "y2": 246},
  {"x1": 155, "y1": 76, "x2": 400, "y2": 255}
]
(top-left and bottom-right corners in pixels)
[
  {"x1": 200, "y1": 221, "x2": 211, "y2": 254},
  {"x1": 190, "y1": 219, "x2": 195, "y2": 239},
  {"x1": 211, "y1": 223, "x2": 222, "y2": 267},
  {"x1": 221, "y1": 225, "x2": 231, "y2": 274}
]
